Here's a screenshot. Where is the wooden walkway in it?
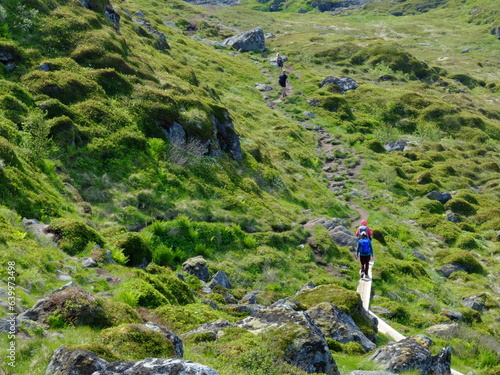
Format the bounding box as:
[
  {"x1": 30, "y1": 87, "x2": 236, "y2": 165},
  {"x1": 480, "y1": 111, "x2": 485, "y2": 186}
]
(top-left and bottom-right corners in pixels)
[{"x1": 357, "y1": 261, "x2": 464, "y2": 375}]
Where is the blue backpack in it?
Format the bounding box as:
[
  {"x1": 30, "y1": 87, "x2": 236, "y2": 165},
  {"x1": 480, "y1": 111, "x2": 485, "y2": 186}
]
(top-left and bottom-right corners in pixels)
[{"x1": 359, "y1": 238, "x2": 371, "y2": 255}]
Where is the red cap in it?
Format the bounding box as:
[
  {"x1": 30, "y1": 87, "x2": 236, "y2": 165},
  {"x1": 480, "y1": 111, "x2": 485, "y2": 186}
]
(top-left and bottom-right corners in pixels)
[{"x1": 361, "y1": 220, "x2": 367, "y2": 226}]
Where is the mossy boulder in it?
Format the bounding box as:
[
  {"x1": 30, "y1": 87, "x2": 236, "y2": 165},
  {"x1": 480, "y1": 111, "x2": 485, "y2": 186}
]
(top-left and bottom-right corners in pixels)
[
  {"x1": 444, "y1": 198, "x2": 477, "y2": 216},
  {"x1": 435, "y1": 248, "x2": 484, "y2": 274},
  {"x1": 0, "y1": 94, "x2": 29, "y2": 123},
  {"x1": 86, "y1": 68, "x2": 134, "y2": 96},
  {"x1": 416, "y1": 199, "x2": 444, "y2": 214},
  {"x1": 100, "y1": 324, "x2": 176, "y2": 361},
  {"x1": 21, "y1": 286, "x2": 141, "y2": 328},
  {"x1": 49, "y1": 218, "x2": 104, "y2": 255}
]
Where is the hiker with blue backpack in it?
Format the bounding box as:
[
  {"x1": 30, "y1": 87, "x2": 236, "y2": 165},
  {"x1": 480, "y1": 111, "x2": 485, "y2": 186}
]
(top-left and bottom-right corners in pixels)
[{"x1": 356, "y1": 232, "x2": 373, "y2": 279}]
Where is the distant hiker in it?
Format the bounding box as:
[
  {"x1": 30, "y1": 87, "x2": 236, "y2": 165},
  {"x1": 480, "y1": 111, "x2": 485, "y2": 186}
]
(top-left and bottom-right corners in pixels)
[
  {"x1": 279, "y1": 70, "x2": 288, "y2": 98},
  {"x1": 356, "y1": 232, "x2": 373, "y2": 279},
  {"x1": 276, "y1": 53, "x2": 284, "y2": 73},
  {"x1": 356, "y1": 219, "x2": 373, "y2": 240}
]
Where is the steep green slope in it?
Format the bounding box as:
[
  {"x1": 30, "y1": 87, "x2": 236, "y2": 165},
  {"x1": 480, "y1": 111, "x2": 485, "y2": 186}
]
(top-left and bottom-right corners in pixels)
[{"x1": 0, "y1": 0, "x2": 499, "y2": 374}]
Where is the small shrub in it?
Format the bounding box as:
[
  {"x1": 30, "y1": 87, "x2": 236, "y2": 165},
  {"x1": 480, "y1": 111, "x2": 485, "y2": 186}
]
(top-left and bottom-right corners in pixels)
[
  {"x1": 115, "y1": 233, "x2": 152, "y2": 266},
  {"x1": 49, "y1": 218, "x2": 104, "y2": 255},
  {"x1": 366, "y1": 139, "x2": 386, "y2": 153}
]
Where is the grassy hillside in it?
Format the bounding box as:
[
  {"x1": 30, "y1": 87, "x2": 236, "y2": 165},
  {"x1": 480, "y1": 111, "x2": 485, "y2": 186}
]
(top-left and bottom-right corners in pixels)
[{"x1": 0, "y1": 0, "x2": 499, "y2": 374}]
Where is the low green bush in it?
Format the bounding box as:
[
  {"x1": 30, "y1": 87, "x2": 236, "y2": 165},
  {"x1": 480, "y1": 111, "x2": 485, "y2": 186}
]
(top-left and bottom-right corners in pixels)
[
  {"x1": 49, "y1": 218, "x2": 104, "y2": 255},
  {"x1": 114, "y1": 232, "x2": 152, "y2": 266}
]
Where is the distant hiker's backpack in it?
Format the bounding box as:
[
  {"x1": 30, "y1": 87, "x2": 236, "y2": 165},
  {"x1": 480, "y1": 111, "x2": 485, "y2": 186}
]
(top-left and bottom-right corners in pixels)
[
  {"x1": 279, "y1": 73, "x2": 287, "y2": 86},
  {"x1": 359, "y1": 238, "x2": 371, "y2": 255},
  {"x1": 358, "y1": 225, "x2": 370, "y2": 238},
  {"x1": 277, "y1": 56, "x2": 284, "y2": 67}
]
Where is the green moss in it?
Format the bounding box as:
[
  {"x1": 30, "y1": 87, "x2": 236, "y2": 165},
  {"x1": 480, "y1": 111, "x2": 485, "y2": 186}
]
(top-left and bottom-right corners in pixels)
[
  {"x1": 436, "y1": 248, "x2": 484, "y2": 274},
  {"x1": 456, "y1": 233, "x2": 480, "y2": 250},
  {"x1": 444, "y1": 198, "x2": 477, "y2": 216},
  {"x1": 416, "y1": 199, "x2": 444, "y2": 214},
  {"x1": 86, "y1": 69, "x2": 134, "y2": 97},
  {"x1": 121, "y1": 278, "x2": 169, "y2": 308},
  {"x1": 0, "y1": 94, "x2": 29, "y2": 123},
  {"x1": 21, "y1": 70, "x2": 104, "y2": 105},
  {"x1": 100, "y1": 324, "x2": 175, "y2": 361},
  {"x1": 68, "y1": 343, "x2": 122, "y2": 362},
  {"x1": 49, "y1": 217, "x2": 104, "y2": 255}
]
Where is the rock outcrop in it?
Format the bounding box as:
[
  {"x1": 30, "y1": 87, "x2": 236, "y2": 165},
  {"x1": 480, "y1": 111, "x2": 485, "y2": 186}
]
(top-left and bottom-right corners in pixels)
[
  {"x1": 133, "y1": 18, "x2": 170, "y2": 51},
  {"x1": 370, "y1": 335, "x2": 451, "y2": 375},
  {"x1": 45, "y1": 346, "x2": 220, "y2": 375},
  {"x1": 307, "y1": 302, "x2": 376, "y2": 352},
  {"x1": 223, "y1": 28, "x2": 266, "y2": 52},
  {"x1": 183, "y1": 256, "x2": 210, "y2": 282},
  {"x1": 234, "y1": 306, "x2": 339, "y2": 375},
  {"x1": 78, "y1": 0, "x2": 120, "y2": 31},
  {"x1": 320, "y1": 76, "x2": 359, "y2": 94}
]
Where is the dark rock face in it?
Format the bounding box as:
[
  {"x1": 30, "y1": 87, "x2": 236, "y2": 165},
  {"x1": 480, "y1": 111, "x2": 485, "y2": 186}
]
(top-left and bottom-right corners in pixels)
[
  {"x1": 440, "y1": 308, "x2": 463, "y2": 321},
  {"x1": 320, "y1": 76, "x2": 359, "y2": 94},
  {"x1": 182, "y1": 256, "x2": 210, "y2": 282},
  {"x1": 234, "y1": 307, "x2": 339, "y2": 375},
  {"x1": 223, "y1": 28, "x2": 266, "y2": 52},
  {"x1": 45, "y1": 347, "x2": 221, "y2": 375},
  {"x1": 426, "y1": 191, "x2": 452, "y2": 204},
  {"x1": 330, "y1": 226, "x2": 358, "y2": 248},
  {"x1": 462, "y1": 293, "x2": 485, "y2": 312},
  {"x1": 307, "y1": 302, "x2": 376, "y2": 352},
  {"x1": 370, "y1": 335, "x2": 451, "y2": 375}
]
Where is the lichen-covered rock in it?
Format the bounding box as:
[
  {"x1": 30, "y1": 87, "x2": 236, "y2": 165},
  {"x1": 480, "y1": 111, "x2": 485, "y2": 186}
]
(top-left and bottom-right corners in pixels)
[
  {"x1": 307, "y1": 302, "x2": 376, "y2": 353},
  {"x1": 183, "y1": 256, "x2": 210, "y2": 282},
  {"x1": 223, "y1": 28, "x2": 266, "y2": 52},
  {"x1": 426, "y1": 191, "x2": 452, "y2": 204},
  {"x1": 320, "y1": 76, "x2": 359, "y2": 94},
  {"x1": 133, "y1": 18, "x2": 170, "y2": 51},
  {"x1": 234, "y1": 306, "x2": 339, "y2": 375},
  {"x1": 424, "y1": 322, "x2": 460, "y2": 338},
  {"x1": 45, "y1": 346, "x2": 220, "y2": 375},
  {"x1": 369, "y1": 335, "x2": 451, "y2": 375},
  {"x1": 384, "y1": 140, "x2": 407, "y2": 152}
]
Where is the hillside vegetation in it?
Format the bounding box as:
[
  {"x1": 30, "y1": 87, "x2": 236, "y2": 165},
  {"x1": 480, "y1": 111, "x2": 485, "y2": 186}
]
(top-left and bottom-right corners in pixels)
[{"x1": 0, "y1": 0, "x2": 499, "y2": 374}]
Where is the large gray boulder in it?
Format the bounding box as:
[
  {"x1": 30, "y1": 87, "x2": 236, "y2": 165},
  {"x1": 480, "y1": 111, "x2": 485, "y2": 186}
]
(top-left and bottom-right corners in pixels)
[
  {"x1": 182, "y1": 256, "x2": 210, "y2": 282},
  {"x1": 234, "y1": 306, "x2": 339, "y2": 375},
  {"x1": 330, "y1": 226, "x2": 358, "y2": 248},
  {"x1": 369, "y1": 335, "x2": 451, "y2": 375},
  {"x1": 45, "y1": 347, "x2": 220, "y2": 375},
  {"x1": 223, "y1": 28, "x2": 266, "y2": 52},
  {"x1": 320, "y1": 76, "x2": 358, "y2": 94},
  {"x1": 307, "y1": 302, "x2": 376, "y2": 352}
]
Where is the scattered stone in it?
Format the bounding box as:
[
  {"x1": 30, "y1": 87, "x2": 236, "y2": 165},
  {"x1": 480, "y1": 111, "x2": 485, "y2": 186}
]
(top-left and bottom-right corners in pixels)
[
  {"x1": 307, "y1": 302, "x2": 376, "y2": 352},
  {"x1": 370, "y1": 335, "x2": 451, "y2": 375},
  {"x1": 81, "y1": 257, "x2": 97, "y2": 268},
  {"x1": 202, "y1": 299, "x2": 219, "y2": 310},
  {"x1": 223, "y1": 27, "x2": 266, "y2": 52},
  {"x1": 437, "y1": 264, "x2": 463, "y2": 278},
  {"x1": 303, "y1": 111, "x2": 315, "y2": 118},
  {"x1": 45, "y1": 347, "x2": 220, "y2": 375},
  {"x1": 462, "y1": 294, "x2": 485, "y2": 312},
  {"x1": 308, "y1": 98, "x2": 320, "y2": 107},
  {"x1": 184, "y1": 319, "x2": 232, "y2": 339},
  {"x1": 348, "y1": 371, "x2": 395, "y2": 375},
  {"x1": 22, "y1": 218, "x2": 56, "y2": 241},
  {"x1": 264, "y1": 33, "x2": 276, "y2": 38},
  {"x1": 57, "y1": 274, "x2": 73, "y2": 281},
  {"x1": 270, "y1": 298, "x2": 303, "y2": 310},
  {"x1": 330, "y1": 226, "x2": 358, "y2": 248},
  {"x1": 424, "y1": 322, "x2": 459, "y2": 338},
  {"x1": 426, "y1": 191, "x2": 452, "y2": 204},
  {"x1": 182, "y1": 256, "x2": 210, "y2": 282},
  {"x1": 255, "y1": 83, "x2": 273, "y2": 91},
  {"x1": 208, "y1": 270, "x2": 232, "y2": 289},
  {"x1": 370, "y1": 306, "x2": 396, "y2": 319},
  {"x1": 164, "y1": 21, "x2": 177, "y2": 28},
  {"x1": 320, "y1": 76, "x2": 358, "y2": 94},
  {"x1": 240, "y1": 292, "x2": 258, "y2": 304},
  {"x1": 444, "y1": 211, "x2": 461, "y2": 223},
  {"x1": 384, "y1": 140, "x2": 407, "y2": 152},
  {"x1": 407, "y1": 249, "x2": 426, "y2": 262},
  {"x1": 440, "y1": 308, "x2": 463, "y2": 321}
]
